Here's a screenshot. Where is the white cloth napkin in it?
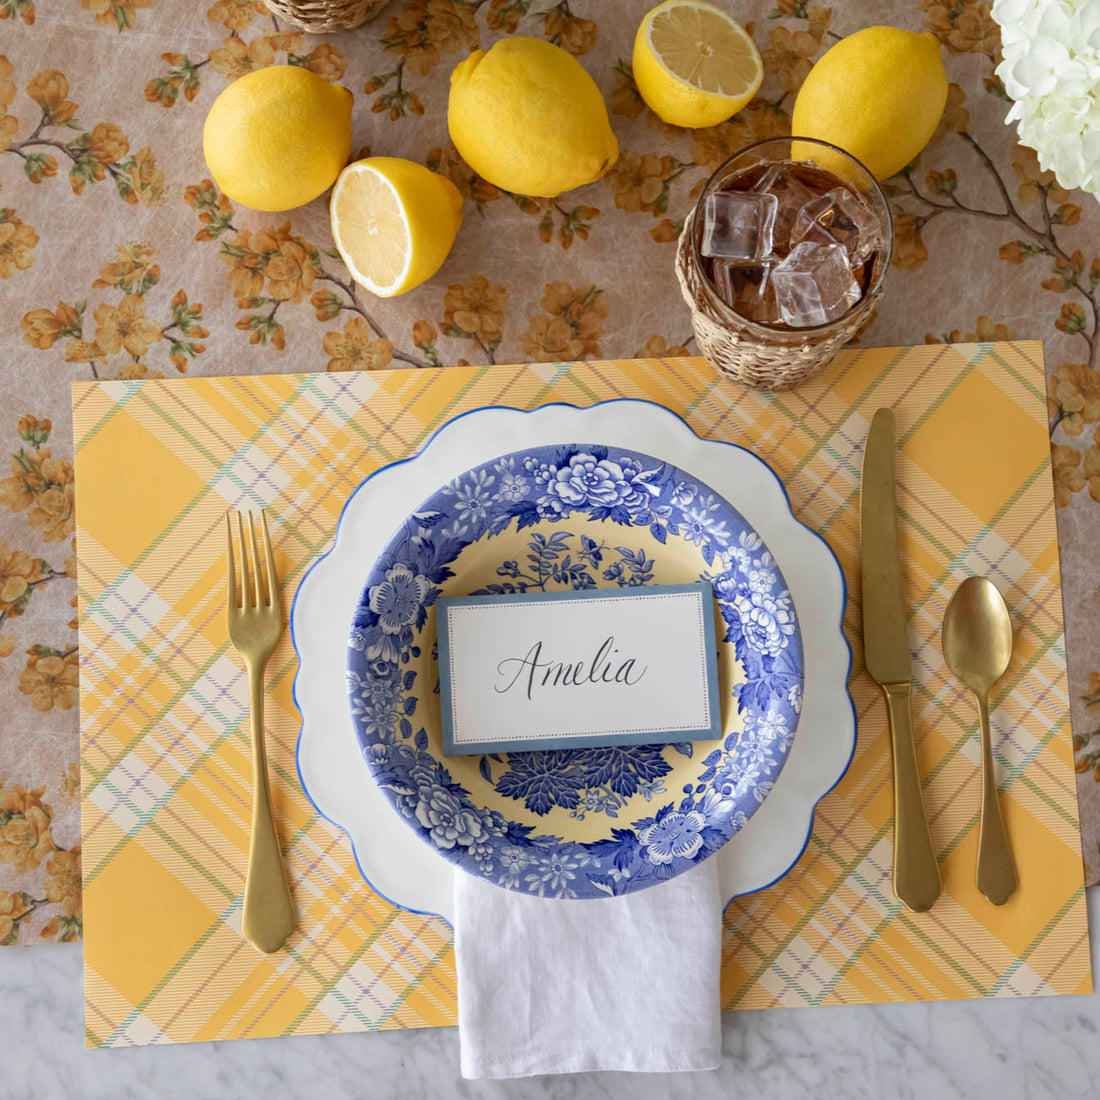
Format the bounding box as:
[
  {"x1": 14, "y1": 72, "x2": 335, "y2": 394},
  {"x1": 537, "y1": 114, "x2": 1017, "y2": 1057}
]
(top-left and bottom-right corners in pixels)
[{"x1": 454, "y1": 859, "x2": 722, "y2": 1079}]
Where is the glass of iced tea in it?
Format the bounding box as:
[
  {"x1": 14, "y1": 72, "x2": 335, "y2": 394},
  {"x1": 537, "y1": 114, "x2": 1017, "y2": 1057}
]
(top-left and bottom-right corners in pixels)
[{"x1": 676, "y1": 137, "x2": 892, "y2": 390}]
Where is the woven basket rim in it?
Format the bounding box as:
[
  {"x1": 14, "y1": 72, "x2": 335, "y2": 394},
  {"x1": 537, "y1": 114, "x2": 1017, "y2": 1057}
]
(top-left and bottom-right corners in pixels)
[{"x1": 262, "y1": 0, "x2": 386, "y2": 32}]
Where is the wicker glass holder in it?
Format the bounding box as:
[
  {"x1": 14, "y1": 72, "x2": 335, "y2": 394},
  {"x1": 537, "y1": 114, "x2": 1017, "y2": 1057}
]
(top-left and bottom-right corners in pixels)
[
  {"x1": 263, "y1": 0, "x2": 387, "y2": 33},
  {"x1": 675, "y1": 137, "x2": 892, "y2": 392}
]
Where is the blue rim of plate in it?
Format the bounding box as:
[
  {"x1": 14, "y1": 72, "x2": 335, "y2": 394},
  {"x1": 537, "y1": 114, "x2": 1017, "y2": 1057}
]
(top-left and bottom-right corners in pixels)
[
  {"x1": 291, "y1": 399, "x2": 857, "y2": 919},
  {"x1": 347, "y1": 441, "x2": 803, "y2": 900}
]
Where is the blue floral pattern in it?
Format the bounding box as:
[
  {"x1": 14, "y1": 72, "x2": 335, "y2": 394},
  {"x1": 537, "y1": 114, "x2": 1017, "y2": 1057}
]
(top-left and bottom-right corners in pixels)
[{"x1": 347, "y1": 445, "x2": 803, "y2": 899}]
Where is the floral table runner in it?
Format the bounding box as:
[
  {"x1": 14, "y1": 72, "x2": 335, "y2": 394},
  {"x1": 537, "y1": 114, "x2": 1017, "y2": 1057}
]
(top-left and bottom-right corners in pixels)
[{"x1": 3, "y1": 0, "x2": 1100, "y2": 945}]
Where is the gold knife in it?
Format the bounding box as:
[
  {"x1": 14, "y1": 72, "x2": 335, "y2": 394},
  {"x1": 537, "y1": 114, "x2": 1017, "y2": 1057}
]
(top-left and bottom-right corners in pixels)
[{"x1": 860, "y1": 408, "x2": 941, "y2": 913}]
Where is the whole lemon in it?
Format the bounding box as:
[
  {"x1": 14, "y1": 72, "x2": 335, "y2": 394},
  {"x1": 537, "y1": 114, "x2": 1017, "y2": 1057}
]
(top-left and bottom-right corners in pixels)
[
  {"x1": 203, "y1": 65, "x2": 352, "y2": 212},
  {"x1": 792, "y1": 27, "x2": 947, "y2": 181},
  {"x1": 448, "y1": 36, "x2": 618, "y2": 198}
]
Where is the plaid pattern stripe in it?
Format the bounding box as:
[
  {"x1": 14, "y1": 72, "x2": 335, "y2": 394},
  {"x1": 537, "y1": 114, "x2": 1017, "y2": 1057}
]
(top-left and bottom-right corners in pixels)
[{"x1": 72, "y1": 345, "x2": 1090, "y2": 1048}]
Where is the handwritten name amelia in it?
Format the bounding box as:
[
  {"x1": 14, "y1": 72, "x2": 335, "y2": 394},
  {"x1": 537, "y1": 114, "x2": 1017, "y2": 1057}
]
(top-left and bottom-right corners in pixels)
[{"x1": 494, "y1": 636, "x2": 647, "y2": 701}]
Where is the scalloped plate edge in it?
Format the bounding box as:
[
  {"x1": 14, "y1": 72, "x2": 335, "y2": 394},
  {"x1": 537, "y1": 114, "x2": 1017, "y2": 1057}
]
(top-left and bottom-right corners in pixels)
[{"x1": 292, "y1": 398, "x2": 856, "y2": 923}]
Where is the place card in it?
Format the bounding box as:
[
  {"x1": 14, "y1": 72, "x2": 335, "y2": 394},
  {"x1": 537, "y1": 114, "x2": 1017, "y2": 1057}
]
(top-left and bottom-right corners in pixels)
[{"x1": 436, "y1": 583, "x2": 721, "y2": 755}]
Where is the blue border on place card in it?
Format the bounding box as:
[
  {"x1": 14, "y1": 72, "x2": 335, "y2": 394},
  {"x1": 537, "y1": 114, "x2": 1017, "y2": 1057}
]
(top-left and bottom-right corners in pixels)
[{"x1": 436, "y1": 581, "x2": 721, "y2": 756}]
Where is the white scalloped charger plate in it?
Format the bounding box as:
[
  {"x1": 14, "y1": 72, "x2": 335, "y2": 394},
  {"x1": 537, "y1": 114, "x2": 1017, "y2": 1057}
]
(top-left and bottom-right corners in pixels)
[{"x1": 293, "y1": 400, "x2": 855, "y2": 922}]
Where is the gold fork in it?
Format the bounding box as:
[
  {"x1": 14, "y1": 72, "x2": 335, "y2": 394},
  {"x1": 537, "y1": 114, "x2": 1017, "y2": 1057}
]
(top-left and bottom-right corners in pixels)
[{"x1": 226, "y1": 508, "x2": 295, "y2": 954}]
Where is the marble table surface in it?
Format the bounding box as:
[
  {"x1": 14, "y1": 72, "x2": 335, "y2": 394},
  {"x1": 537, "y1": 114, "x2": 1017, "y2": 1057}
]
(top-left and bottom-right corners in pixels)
[{"x1": 4, "y1": 891, "x2": 1097, "y2": 1100}]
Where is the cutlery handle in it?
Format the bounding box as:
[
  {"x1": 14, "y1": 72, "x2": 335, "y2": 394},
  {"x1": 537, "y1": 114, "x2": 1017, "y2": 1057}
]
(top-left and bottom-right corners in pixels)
[
  {"x1": 242, "y1": 659, "x2": 295, "y2": 953},
  {"x1": 975, "y1": 693, "x2": 1017, "y2": 905},
  {"x1": 882, "y1": 683, "x2": 941, "y2": 912}
]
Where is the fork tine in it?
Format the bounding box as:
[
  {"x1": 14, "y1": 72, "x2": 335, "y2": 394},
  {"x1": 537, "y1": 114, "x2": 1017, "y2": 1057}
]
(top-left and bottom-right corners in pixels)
[
  {"x1": 260, "y1": 509, "x2": 279, "y2": 611},
  {"x1": 236, "y1": 510, "x2": 252, "y2": 608},
  {"x1": 247, "y1": 510, "x2": 264, "y2": 608},
  {"x1": 226, "y1": 511, "x2": 238, "y2": 610}
]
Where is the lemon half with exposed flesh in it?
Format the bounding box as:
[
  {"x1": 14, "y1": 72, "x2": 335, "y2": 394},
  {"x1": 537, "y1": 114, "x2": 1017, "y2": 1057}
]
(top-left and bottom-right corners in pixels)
[
  {"x1": 633, "y1": 0, "x2": 763, "y2": 129},
  {"x1": 330, "y1": 157, "x2": 463, "y2": 299}
]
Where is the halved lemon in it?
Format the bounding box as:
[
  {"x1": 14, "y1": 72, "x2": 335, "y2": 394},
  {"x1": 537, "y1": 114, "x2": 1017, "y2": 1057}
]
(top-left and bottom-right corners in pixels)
[
  {"x1": 330, "y1": 157, "x2": 463, "y2": 298},
  {"x1": 633, "y1": 0, "x2": 763, "y2": 129}
]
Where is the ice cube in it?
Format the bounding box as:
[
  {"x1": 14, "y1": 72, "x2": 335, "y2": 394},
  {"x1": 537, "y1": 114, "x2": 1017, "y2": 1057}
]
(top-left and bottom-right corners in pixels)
[
  {"x1": 771, "y1": 241, "x2": 860, "y2": 327},
  {"x1": 752, "y1": 164, "x2": 818, "y2": 251},
  {"x1": 787, "y1": 213, "x2": 835, "y2": 250},
  {"x1": 712, "y1": 262, "x2": 780, "y2": 325},
  {"x1": 700, "y1": 190, "x2": 778, "y2": 261},
  {"x1": 791, "y1": 187, "x2": 881, "y2": 264}
]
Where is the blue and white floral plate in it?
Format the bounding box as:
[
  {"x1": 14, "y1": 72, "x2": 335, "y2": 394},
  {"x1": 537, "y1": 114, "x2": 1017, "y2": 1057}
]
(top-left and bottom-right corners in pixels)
[
  {"x1": 294, "y1": 401, "x2": 855, "y2": 914},
  {"x1": 347, "y1": 443, "x2": 803, "y2": 899}
]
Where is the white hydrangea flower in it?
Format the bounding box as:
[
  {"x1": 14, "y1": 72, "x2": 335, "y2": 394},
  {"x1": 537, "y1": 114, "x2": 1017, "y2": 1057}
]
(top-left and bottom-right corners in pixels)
[{"x1": 992, "y1": 0, "x2": 1100, "y2": 195}]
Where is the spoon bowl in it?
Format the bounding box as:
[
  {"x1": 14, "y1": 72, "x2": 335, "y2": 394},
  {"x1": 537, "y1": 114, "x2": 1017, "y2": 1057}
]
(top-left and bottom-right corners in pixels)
[{"x1": 942, "y1": 577, "x2": 1012, "y2": 693}]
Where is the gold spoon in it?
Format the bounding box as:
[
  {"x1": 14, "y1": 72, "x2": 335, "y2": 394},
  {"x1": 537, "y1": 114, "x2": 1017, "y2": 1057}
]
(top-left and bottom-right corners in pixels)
[{"x1": 942, "y1": 577, "x2": 1018, "y2": 905}]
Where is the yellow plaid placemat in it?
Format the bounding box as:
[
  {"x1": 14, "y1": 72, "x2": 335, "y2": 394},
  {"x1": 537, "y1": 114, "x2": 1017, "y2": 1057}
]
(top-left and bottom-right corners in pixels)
[{"x1": 73, "y1": 344, "x2": 1090, "y2": 1048}]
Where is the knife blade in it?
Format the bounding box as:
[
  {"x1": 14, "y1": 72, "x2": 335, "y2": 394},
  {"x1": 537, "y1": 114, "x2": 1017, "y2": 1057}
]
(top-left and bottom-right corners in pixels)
[{"x1": 860, "y1": 408, "x2": 941, "y2": 913}]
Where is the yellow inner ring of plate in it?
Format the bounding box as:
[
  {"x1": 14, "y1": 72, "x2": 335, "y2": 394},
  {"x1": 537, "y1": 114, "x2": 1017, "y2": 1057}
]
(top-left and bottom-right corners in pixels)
[{"x1": 412, "y1": 518, "x2": 745, "y2": 843}]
